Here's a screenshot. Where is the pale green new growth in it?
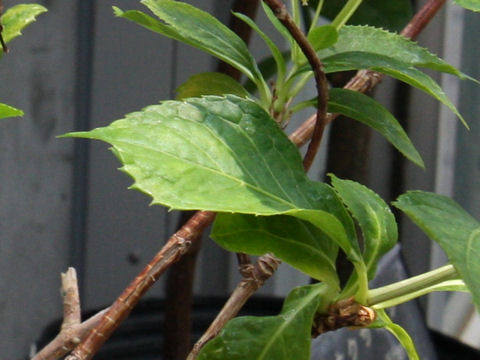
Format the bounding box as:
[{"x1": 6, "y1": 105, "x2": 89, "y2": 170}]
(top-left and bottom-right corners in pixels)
[{"x1": 0, "y1": 103, "x2": 23, "y2": 120}]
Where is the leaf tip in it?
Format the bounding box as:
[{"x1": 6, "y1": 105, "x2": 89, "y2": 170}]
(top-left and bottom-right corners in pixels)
[{"x1": 112, "y1": 6, "x2": 124, "y2": 17}]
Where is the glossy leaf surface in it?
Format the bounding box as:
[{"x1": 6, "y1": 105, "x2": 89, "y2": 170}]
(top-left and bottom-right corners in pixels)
[
  {"x1": 394, "y1": 191, "x2": 480, "y2": 311},
  {"x1": 0, "y1": 103, "x2": 23, "y2": 120},
  {"x1": 114, "y1": 0, "x2": 263, "y2": 85},
  {"x1": 65, "y1": 96, "x2": 361, "y2": 264},
  {"x1": 454, "y1": 0, "x2": 480, "y2": 11},
  {"x1": 330, "y1": 175, "x2": 397, "y2": 280},
  {"x1": 321, "y1": 52, "x2": 467, "y2": 127},
  {"x1": 318, "y1": 25, "x2": 467, "y2": 79},
  {"x1": 328, "y1": 88, "x2": 423, "y2": 167},
  {"x1": 176, "y1": 72, "x2": 249, "y2": 100},
  {"x1": 198, "y1": 283, "x2": 335, "y2": 360},
  {"x1": 213, "y1": 212, "x2": 340, "y2": 288}
]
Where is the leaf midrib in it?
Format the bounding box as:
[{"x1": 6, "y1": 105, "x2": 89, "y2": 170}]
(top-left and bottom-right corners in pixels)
[{"x1": 115, "y1": 138, "x2": 299, "y2": 212}]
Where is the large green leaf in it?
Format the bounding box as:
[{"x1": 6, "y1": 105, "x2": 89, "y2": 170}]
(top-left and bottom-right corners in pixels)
[
  {"x1": 320, "y1": 51, "x2": 467, "y2": 127},
  {"x1": 316, "y1": 0, "x2": 412, "y2": 32},
  {"x1": 0, "y1": 4, "x2": 47, "y2": 45},
  {"x1": 328, "y1": 88, "x2": 424, "y2": 167},
  {"x1": 454, "y1": 0, "x2": 480, "y2": 12},
  {"x1": 198, "y1": 283, "x2": 336, "y2": 360},
  {"x1": 394, "y1": 191, "x2": 480, "y2": 311},
  {"x1": 176, "y1": 72, "x2": 249, "y2": 100},
  {"x1": 330, "y1": 175, "x2": 398, "y2": 280},
  {"x1": 0, "y1": 103, "x2": 23, "y2": 120},
  {"x1": 114, "y1": 0, "x2": 265, "y2": 90},
  {"x1": 64, "y1": 95, "x2": 361, "y2": 264},
  {"x1": 213, "y1": 213, "x2": 340, "y2": 288},
  {"x1": 318, "y1": 25, "x2": 468, "y2": 79},
  {"x1": 372, "y1": 309, "x2": 420, "y2": 360}
]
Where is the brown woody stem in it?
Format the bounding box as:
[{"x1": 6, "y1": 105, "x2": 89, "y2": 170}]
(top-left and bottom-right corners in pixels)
[
  {"x1": 65, "y1": 211, "x2": 215, "y2": 360},
  {"x1": 187, "y1": 254, "x2": 281, "y2": 360},
  {"x1": 263, "y1": 0, "x2": 329, "y2": 171},
  {"x1": 32, "y1": 268, "x2": 108, "y2": 360}
]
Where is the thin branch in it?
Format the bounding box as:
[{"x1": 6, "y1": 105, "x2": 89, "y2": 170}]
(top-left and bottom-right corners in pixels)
[
  {"x1": 187, "y1": 254, "x2": 281, "y2": 360},
  {"x1": 65, "y1": 211, "x2": 215, "y2": 360},
  {"x1": 47, "y1": 1, "x2": 447, "y2": 358},
  {"x1": 32, "y1": 268, "x2": 108, "y2": 360},
  {"x1": 401, "y1": 0, "x2": 446, "y2": 40},
  {"x1": 263, "y1": 0, "x2": 329, "y2": 171},
  {"x1": 61, "y1": 268, "x2": 81, "y2": 329}
]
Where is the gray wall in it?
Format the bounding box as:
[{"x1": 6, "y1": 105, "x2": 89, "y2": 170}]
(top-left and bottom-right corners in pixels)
[{"x1": 0, "y1": 1, "x2": 76, "y2": 358}]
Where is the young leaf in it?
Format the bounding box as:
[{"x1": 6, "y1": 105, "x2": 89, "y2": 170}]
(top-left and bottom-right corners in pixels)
[
  {"x1": 330, "y1": 175, "x2": 398, "y2": 280},
  {"x1": 198, "y1": 283, "x2": 336, "y2": 360},
  {"x1": 0, "y1": 4, "x2": 47, "y2": 45},
  {"x1": 232, "y1": 11, "x2": 286, "y2": 84},
  {"x1": 373, "y1": 309, "x2": 420, "y2": 360},
  {"x1": 260, "y1": 2, "x2": 295, "y2": 53},
  {"x1": 394, "y1": 191, "x2": 480, "y2": 312},
  {"x1": 318, "y1": 25, "x2": 469, "y2": 79},
  {"x1": 64, "y1": 95, "x2": 361, "y2": 264},
  {"x1": 321, "y1": 51, "x2": 468, "y2": 127},
  {"x1": 114, "y1": 1, "x2": 267, "y2": 96},
  {"x1": 0, "y1": 103, "x2": 23, "y2": 120},
  {"x1": 307, "y1": 25, "x2": 338, "y2": 51},
  {"x1": 176, "y1": 72, "x2": 249, "y2": 100},
  {"x1": 213, "y1": 213, "x2": 340, "y2": 288},
  {"x1": 453, "y1": 0, "x2": 480, "y2": 12},
  {"x1": 328, "y1": 88, "x2": 423, "y2": 167},
  {"x1": 318, "y1": 0, "x2": 412, "y2": 32}
]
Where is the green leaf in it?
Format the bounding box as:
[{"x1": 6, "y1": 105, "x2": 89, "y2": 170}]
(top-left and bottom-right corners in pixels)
[
  {"x1": 213, "y1": 213, "x2": 340, "y2": 288},
  {"x1": 328, "y1": 88, "x2": 424, "y2": 167},
  {"x1": 0, "y1": 103, "x2": 23, "y2": 120},
  {"x1": 373, "y1": 309, "x2": 420, "y2": 360},
  {"x1": 114, "y1": 1, "x2": 266, "y2": 93},
  {"x1": 260, "y1": 2, "x2": 295, "y2": 52},
  {"x1": 307, "y1": 25, "x2": 338, "y2": 51},
  {"x1": 0, "y1": 4, "x2": 47, "y2": 45},
  {"x1": 176, "y1": 72, "x2": 249, "y2": 100},
  {"x1": 394, "y1": 191, "x2": 480, "y2": 312},
  {"x1": 321, "y1": 51, "x2": 468, "y2": 128},
  {"x1": 232, "y1": 11, "x2": 286, "y2": 84},
  {"x1": 198, "y1": 283, "x2": 336, "y2": 360},
  {"x1": 330, "y1": 175, "x2": 398, "y2": 280},
  {"x1": 372, "y1": 279, "x2": 469, "y2": 310},
  {"x1": 317, "y1": 0, "x2": 412, "y2": 32},
  {"x1": 318, "y1": 25, "x2": 469, "y2": 79},
  {"x1": 454, "y1": 0, "x2": 480, "y2": 12},
  {"x1": 64, "y1": 95, "x2": 361, "y2": 265}
]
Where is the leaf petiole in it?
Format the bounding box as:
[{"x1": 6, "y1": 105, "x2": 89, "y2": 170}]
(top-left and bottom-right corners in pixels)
[
  {"x1": 367, "y1": 264, "x2": 460, "y2": 309},
  {"x1": 331, "y1": 0, "x2": 363, "y2": 30}
]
